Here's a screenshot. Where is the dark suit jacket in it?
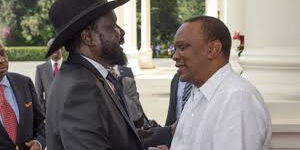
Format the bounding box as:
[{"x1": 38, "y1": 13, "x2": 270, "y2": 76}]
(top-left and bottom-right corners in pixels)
[
  {"x1": 35, "y1": 61, "x2": 54, "y2": 112},
  {"x1": 0, "y1": 73, "x2": 45, "y2": 150},
  {"x1": 165, "y1": 73, "x2": 180, "y2": 126},
  {"x1": 137, "y1": 74, "x2": 179, "y2": 148},
  {"x1": 118, "y1": 66, "x2": 134, "y2": 78},
  {"x1": 46, "y1": 54, "x2": 144, "y2": 150}
]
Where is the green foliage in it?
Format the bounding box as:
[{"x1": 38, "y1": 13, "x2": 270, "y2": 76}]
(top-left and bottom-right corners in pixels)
[
  {"x1": 0, "y1": 0, "x2": 38, "y2": 46},
  {"x1": 0, "y1": 0, "x2": 55, "y2": 46},
  {"x1": 1, "y1": 0, "x2": 205, "y2": 51},
  {"x1": 150, "y1": 0, "x2": 180, "y2": 49},
  {"x1": 21, "y1": 0, "x2": 55, "y2": 45},
  {"x1": 177, "y1": 0, "x2": 206, "y2": 22},
  {"x1": 6, "y1": 46, "x2": 48, "y2": 61},
  {"x1": 6, "y1": 46, "x2": 68, "y2": 61},
  {"x1": 157, "y1": 49, "x2": 172, "y2": 58},
  {"x1": 137, "y1": 0, "x2": 205, "y2": 54}
]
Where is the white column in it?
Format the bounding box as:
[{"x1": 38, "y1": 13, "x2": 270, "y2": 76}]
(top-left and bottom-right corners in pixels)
[
  {"x1": 223, "y1": 0, "x2": 245, "y2": 73},
  {"x1": 139, "y1": 0, "x2": 155, "y2": 69},
  {"x1": 122, "y1": 0, "x2": 140, "y2": 71},
  {"x1": 206, "y1": 0, "x2": 218, "y2": 17},
  {"x1": 237, "y1": 0, "x2": 300, "y2": 149},
  {"x1": 114, "y1": 6, "x2": 124, "y2": 29}
]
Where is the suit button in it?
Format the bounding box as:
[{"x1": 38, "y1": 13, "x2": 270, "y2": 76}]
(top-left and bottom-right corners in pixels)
[{"x1": 16, "y1": 145, "x2": 19, "y2": 150}]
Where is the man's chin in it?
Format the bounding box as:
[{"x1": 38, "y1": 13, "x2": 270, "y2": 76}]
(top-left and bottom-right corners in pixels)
[{"x1": 178, "y1": 72, "x2": 188, "y2": 82}]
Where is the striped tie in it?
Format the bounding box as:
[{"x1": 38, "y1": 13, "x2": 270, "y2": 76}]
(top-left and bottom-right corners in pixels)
[{"x1": 181, "y1": 82, "x2": 192, "y2": 111}]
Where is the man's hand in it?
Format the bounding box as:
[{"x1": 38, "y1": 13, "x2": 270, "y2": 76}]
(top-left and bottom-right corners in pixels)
[
  {"x1": 158, "y1": 145, "x2": 169, "y2": 150},
  {"x1": 25, "y1": 140, "x2": 41, "y2": 150},
  {"x1": 148, "y1": 145, "x2": 169, "y2": 150}
]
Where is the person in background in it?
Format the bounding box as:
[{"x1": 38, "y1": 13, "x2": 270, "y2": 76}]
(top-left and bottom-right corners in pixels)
[
  {"x1": 35, "y1": 38, "x2": 63, "y2": 112},
  {"x1": 165, "y1": 73, "x2": 192, "y2": 126},
  {"x1": 0, "y1": 43, "x2": 45, "y2": 150},
  {"x1": 109, "y1": 49, "x2": 159, "y2": 128}
]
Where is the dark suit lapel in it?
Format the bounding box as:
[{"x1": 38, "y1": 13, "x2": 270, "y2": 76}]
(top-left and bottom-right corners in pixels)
[
  {"x1": 170, "y1": 73, "x2": 180, "y2": 123},
  {"x1": 172, "y1": 73, "x2": 180, "y2": 92},
  {"x1": 6, "y1": 73, "x2": 28, "y2": 145},
  {"x1": 172, "y1": 74, "x2": 180, "y2": 110},
  {"x1": 68, "y1": 54, "x2": 140, "y2": 139}
]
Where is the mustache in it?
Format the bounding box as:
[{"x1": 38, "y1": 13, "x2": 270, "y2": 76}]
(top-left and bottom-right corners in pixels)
[{"x1": 120, "y1": 36, "x2": 124, "y2": 45}]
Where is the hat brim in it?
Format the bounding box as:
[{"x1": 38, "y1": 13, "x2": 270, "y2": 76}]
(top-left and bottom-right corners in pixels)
[{"x1": 46, "y1": 0, "x2": 128, "y2": 57}]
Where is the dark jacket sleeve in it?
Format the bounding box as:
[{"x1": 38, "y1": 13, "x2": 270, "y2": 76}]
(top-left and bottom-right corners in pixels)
[
  {"x1": 28, "y1": 77, "x2": 46, "y2": 149},
  {"x1": 138, "y1": 127, "x2": 173, "y2": 148}
]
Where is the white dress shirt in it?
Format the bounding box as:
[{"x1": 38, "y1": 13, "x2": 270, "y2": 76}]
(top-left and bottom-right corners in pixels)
[
  {"x1": 171, "y1": 63, "x2": 272, "y2": 150},
  {"x1": 50, "y1": 57, "x2": 63, "y2": 70}
]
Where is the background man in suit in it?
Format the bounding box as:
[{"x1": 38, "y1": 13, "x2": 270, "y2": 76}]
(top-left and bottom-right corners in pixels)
[
  {"x1": 0, "y1": 44, "x2": 45, "y2": 150},
  {"x1": 113, "y1": 66, "x2": 145, "y2": 127},
  {"x1": 35, "y1": 38, "x2": 63, "y2": 112},
  {"x1": 46, "y1": 0, "x2": 144, "y2": 149},
  {"x1": 112, "y1": 65, "x2": 158, "y2": 129},
  {"x1": 115, "y1": 65, "x2": 134, "y2": 78},
  {"x1": 165, "y1": 73, "x2": 192, "y2": 126}
]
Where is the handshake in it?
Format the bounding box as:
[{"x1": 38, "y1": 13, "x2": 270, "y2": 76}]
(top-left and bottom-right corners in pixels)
[{"x1": 148, "y1": 145, "x2": 169, "y2": 150}]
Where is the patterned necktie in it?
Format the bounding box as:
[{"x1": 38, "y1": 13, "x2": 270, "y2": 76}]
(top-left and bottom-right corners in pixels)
[
  {"x1": 106, "y1": 72, "x2": 129, "y2": 116},
  {"x1": 0, "y1": 85, "x2": 17, "y2": 143},
  {"x1": 53, "y1": 62, "x2": 59, "y2": 76},
  {"x1": 181, "y1": 82, "x2": 192, "y2": 111}
]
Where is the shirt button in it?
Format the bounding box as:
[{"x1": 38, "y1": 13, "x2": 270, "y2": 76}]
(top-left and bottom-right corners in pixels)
[
  {"x1": 191, "y1": 113, "x2": 194, "y2": 117},
  {"x1": 16, "y1": 145, "x2": 19, "y2": 150}
]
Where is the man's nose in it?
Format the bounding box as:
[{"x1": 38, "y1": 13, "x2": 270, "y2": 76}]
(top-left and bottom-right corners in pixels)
[
  {"x1": 117, "y1": 25, "x2": 125, "y2": 37},
  {"x1": 172, "y1": 50, "x2": 179, "y2": 61}
]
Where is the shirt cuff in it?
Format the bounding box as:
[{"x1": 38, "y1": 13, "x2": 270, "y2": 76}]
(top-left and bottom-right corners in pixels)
[{"x1": 32, "y1": 140, "x2": 43, "y2": 150}]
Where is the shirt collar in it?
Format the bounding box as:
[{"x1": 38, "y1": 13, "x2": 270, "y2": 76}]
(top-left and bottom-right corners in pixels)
[
  {"x1": 0, "y1": 75, "x2": 10, "y2": 88},
  {"x1": 50, "y1": 57, "x2": 63, "y2": 66},
  {"x1": 199, "y1": 63, "x2": 232, "y2": 101},
  {"x1": 81, "y1": 55, "x2": 108, "y2": 78}
]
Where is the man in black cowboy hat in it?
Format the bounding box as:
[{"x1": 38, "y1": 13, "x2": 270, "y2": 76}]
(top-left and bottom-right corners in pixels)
[{"x1": 46, "y1": 0, "x2": 144, "y2": 149}]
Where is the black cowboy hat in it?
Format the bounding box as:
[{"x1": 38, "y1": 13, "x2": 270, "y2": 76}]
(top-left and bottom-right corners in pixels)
[{"x1": 46, "y1": 0, "x2": 129, "y2": 57}]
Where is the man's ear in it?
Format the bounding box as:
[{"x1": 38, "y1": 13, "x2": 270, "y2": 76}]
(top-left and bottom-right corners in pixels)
[
  {"x1": 81, "y1": 29, "x2": 95, "y2": 46},
  {"x1": 207, "y1": 40, "x2": 222, "y2": 59}
]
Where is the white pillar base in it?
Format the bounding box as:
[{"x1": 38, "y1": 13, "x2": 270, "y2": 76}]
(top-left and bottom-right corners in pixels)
[
  {"x1": 125, "y1": 50, "x2": 141, "y2": 75},
  {"x1": 138, "y1": 47, "x2": 155, "y2": 69}
]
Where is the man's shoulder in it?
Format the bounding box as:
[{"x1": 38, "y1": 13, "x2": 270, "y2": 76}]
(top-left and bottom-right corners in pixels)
[
  {"x1": 6, "y1": 72, "x2": 31, "y2": 85},
  {"x1": 7, "y1": 72, "x2": 30, "y2": 80},
  {"x1": 36, "y1": 61, "x2": 50, "y2": 69},
  {"x1": 57, "y1": 64, "x2": 104, "y2": 86},
  {"x1": 221, "y1": 71, "x2": 253, "y2": 90},
  {"x1": 218, "y1": 71, "x2": 263, "y2": 102}
]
